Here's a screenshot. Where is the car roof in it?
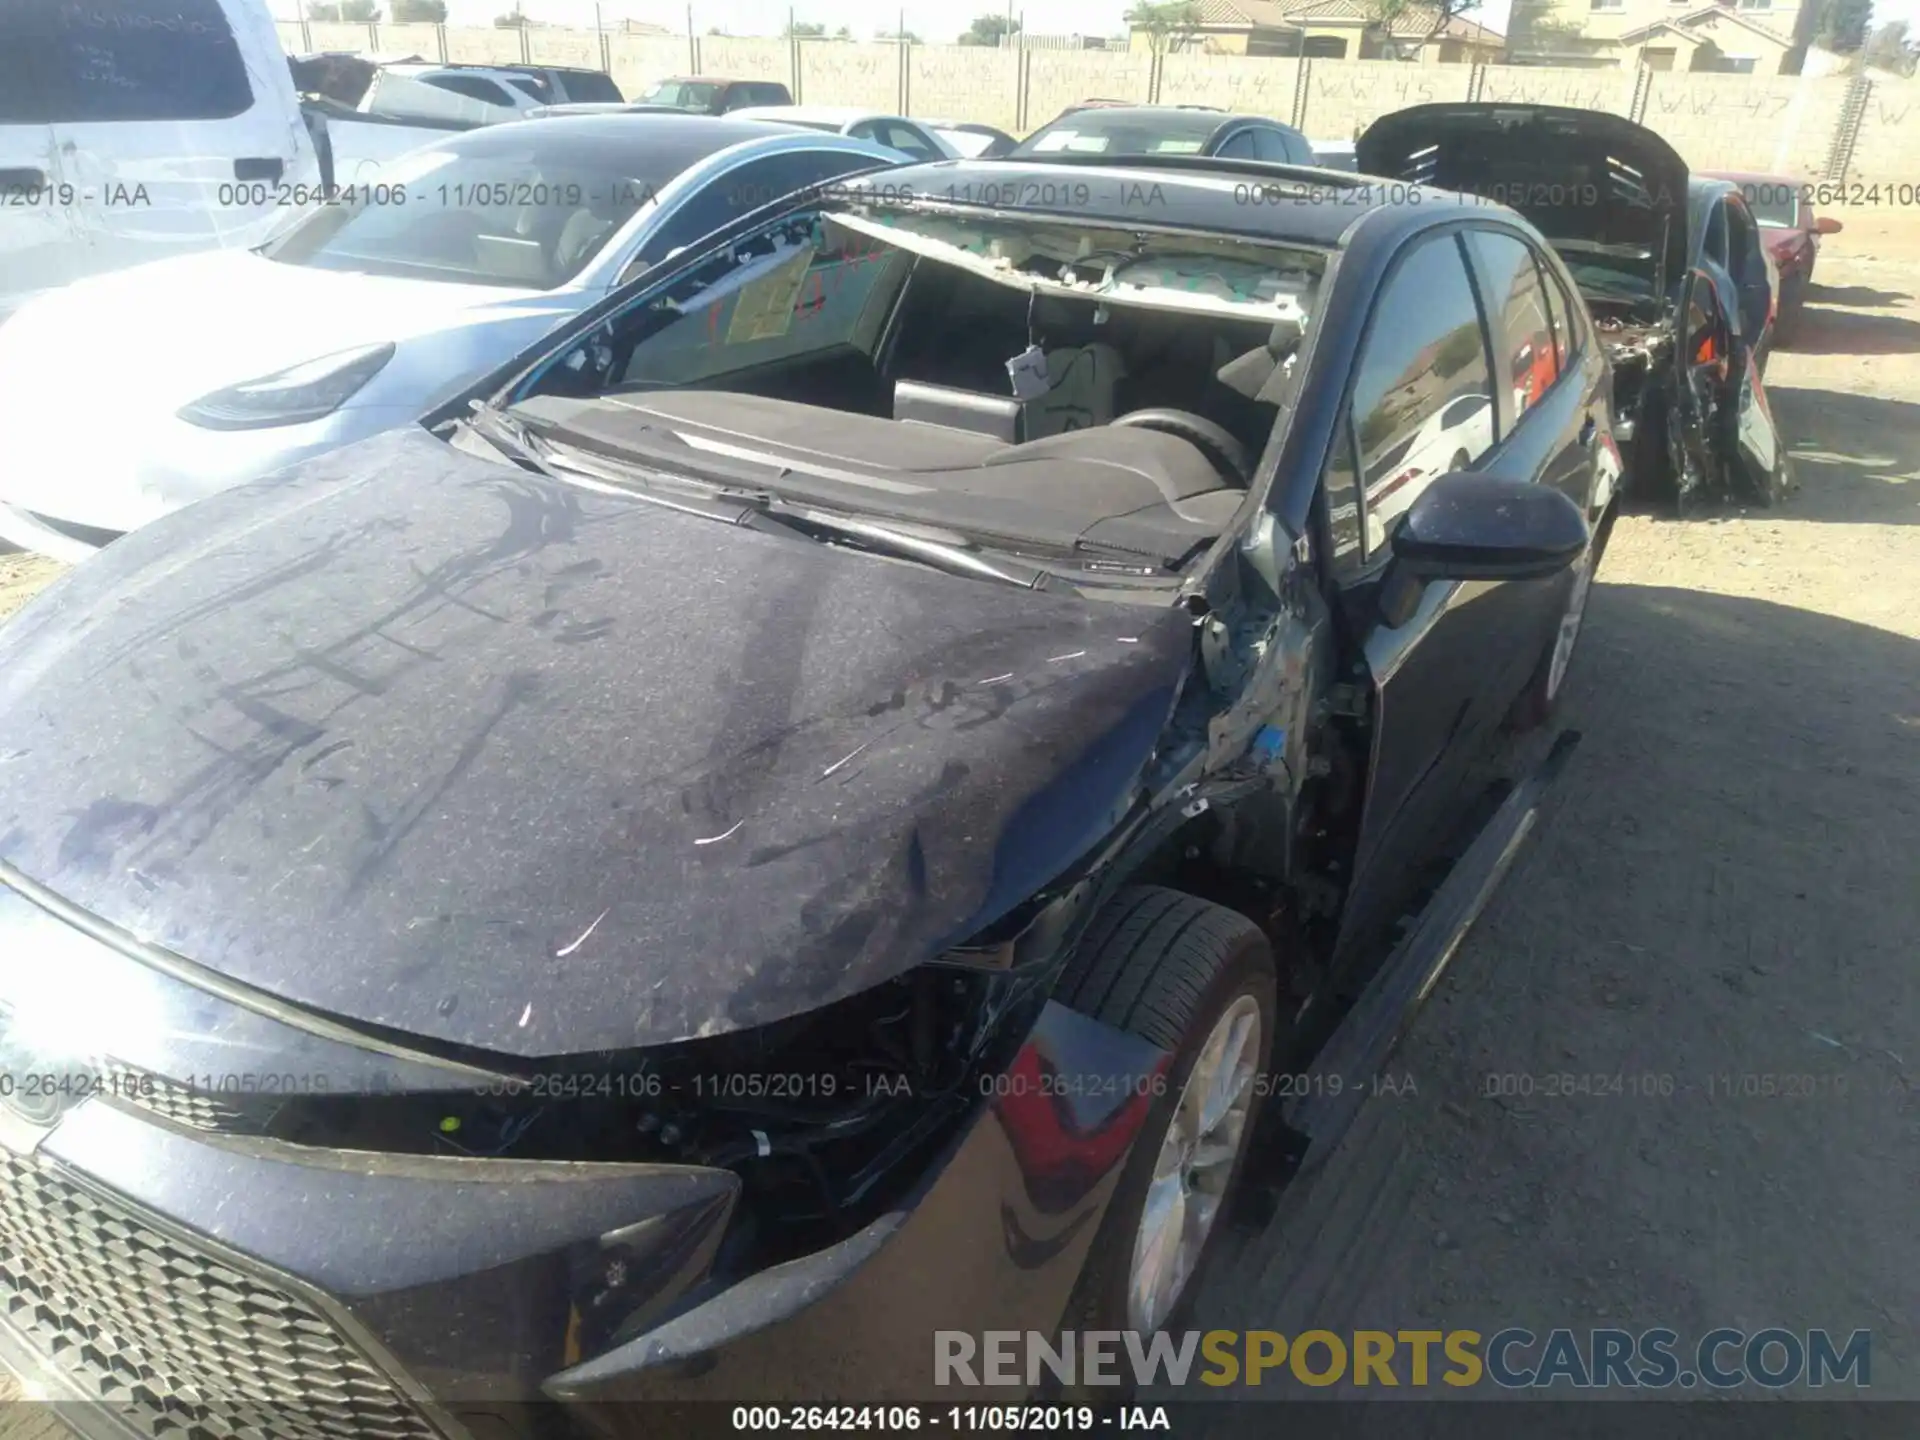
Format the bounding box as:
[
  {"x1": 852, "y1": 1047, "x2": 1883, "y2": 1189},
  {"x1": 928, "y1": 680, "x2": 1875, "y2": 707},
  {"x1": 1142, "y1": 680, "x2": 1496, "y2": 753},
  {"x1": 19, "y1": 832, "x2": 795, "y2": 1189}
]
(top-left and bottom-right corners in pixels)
[
  {"x1": 428, "y1": 112, "x2": 864, "y2": 166},
  {"x1": 652, "y1": 75, "x2": 774, "y2": 86},
  {"x1": 734, "y1": 105, "x2": 891, "y2": 123},
  {"x1": 835, "y1": 156, "x2": 1478, "y2": 249}
]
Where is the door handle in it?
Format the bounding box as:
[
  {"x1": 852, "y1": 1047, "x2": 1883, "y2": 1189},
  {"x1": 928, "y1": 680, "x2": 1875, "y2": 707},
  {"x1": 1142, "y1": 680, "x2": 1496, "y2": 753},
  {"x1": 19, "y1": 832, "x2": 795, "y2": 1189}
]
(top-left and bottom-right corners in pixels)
[
  {"x1": 233, "y1": 157, "x2": 284, "y2": 182},
  {"x1": 1578, "y1": 416, "x2": 1597, "y2": 450}
]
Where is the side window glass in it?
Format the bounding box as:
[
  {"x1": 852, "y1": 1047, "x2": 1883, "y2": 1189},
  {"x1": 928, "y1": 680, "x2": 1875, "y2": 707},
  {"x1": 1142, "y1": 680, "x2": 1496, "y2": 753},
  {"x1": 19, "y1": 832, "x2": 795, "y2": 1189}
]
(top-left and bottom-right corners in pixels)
[
  {"x1": 631, "y1": 152, "x2": 873, "y2": 275},
  {"x1": 1213, "y1": 130, "x2": 1257, "y2": 159},
  {"x1": 1465, "y1": 230, "x2": 1562, "y2": 423},
  {"x1": 1704, "y1": 201, "x2": 1729, "y2": 267},
  {"x1": 1535, "y1": 254, "x2": 1569, "y2": 374},
  {"x1": 1543, "y1": 263, "x2": 1583, "y2": 362},
  {"x1": 883, "y1": 123, "x2": 940, "y2": 160},
  {"x1": 1322, "y1": 410, "x2": 1365, "y2": 571},
  {"x1": 1350, "y1": 233, "x2": 1494, "y2": 554}
]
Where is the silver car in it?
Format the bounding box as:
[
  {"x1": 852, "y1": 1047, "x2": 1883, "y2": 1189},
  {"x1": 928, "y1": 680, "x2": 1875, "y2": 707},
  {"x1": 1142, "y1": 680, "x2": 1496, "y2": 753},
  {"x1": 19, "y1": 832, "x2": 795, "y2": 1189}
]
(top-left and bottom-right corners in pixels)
[{"x1": 0, "y1": 114, "x2": 899, "y2": 560}]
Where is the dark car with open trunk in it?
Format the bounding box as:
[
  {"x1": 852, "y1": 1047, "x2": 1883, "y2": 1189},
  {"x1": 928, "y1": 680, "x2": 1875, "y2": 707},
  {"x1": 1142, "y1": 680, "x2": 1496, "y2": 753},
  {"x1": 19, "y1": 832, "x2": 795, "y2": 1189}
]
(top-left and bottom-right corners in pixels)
[{"x1": 1360, "y1": 103, "x2": 1793, "y2": 513}]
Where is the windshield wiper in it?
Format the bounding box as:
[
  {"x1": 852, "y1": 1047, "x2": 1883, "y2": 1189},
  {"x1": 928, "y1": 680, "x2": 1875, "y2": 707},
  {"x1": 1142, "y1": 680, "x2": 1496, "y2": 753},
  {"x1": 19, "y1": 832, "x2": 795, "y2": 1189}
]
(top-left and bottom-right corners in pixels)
[
  {"x1": 490, "y1": 416, "x2": 1062, "y2": 592},
  {"x1": 748, "y1": 507, "x2": 1057, "y2": 592}
]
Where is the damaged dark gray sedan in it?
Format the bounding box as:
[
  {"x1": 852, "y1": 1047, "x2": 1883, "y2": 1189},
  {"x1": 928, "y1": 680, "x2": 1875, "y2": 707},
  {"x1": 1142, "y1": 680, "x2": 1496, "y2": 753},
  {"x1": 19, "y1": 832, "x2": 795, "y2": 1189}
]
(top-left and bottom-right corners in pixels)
[{"x1": 0, "y1": 153, "x2": 1608, "y2": 1435}]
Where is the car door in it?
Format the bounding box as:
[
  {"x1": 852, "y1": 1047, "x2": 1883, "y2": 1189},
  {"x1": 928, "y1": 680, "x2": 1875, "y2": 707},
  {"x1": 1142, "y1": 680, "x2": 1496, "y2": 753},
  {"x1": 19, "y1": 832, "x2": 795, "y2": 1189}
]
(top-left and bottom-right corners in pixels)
[
  {"x1": 619, "y1": 149, "x2": 889, "y2": 281},
  {"x1": 1315, "y1": 229, "x2": 1515, "y2": 974},
  {"x1": 2, "y1": 0, "x2": 316, "y2": 313},
  {"x1": 1723, "y1": 193, "x2": 1773, "y2": 349},
  {"x1": 1672, "y1": 268, "x2": 1790, "y2": 507}
]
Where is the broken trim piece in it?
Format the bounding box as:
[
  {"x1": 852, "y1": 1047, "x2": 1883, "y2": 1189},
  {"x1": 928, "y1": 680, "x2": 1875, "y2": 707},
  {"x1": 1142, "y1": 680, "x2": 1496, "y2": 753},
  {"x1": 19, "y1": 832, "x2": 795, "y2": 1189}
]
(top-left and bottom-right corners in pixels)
[{"x1": 820, "y1": 210, "x2": 1314, "y2": 327}]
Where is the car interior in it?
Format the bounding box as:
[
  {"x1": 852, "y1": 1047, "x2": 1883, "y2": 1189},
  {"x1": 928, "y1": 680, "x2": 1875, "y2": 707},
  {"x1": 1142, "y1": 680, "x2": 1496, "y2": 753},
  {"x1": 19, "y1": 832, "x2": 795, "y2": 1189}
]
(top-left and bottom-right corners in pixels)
[{"x1": 509, "y1": 212, "x2": 1325, "y2": 568}]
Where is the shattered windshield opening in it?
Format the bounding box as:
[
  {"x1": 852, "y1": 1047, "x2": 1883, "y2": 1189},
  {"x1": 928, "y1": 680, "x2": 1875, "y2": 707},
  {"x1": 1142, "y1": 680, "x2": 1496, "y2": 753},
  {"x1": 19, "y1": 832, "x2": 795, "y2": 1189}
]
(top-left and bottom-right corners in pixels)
[{"x1": 497, "y1": 205, "x2": 1326, "y2": 587}]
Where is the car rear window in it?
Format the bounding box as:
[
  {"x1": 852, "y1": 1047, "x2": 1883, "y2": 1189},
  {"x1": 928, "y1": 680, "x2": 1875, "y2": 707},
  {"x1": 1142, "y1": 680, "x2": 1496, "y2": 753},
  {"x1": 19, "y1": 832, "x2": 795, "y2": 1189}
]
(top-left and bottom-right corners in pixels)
[
  {"x1": 1012, "y1": 110, "x2": 1222, "y2": 158},
  {"x1": 0, "y1": 0, "x2": 252, "y2": 124},
  {"x1": 642, "y1": 80, "x2": 722, "y2": 110},
  {"x1": 559, "y1": 70, "x2": 624, "y2": 105}
]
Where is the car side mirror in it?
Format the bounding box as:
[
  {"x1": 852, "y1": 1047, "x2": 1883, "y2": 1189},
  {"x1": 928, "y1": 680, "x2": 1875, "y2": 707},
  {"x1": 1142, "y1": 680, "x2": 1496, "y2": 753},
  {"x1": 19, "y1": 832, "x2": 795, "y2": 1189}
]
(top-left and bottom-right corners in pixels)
[
  {"x1": 1388, "y1": 473, "x2": 1589, "y2": 587},
  {"x1": 1815, "y1": 215, "x2": 1843, "y2": 235}
]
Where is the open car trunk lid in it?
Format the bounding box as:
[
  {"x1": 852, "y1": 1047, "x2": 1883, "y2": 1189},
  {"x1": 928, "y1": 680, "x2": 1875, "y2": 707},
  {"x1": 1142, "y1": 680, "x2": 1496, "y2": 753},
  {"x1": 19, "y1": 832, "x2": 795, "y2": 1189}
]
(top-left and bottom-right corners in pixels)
[{"x1": 1357, "y1": 104, "x2": 1689, "y2": 313}]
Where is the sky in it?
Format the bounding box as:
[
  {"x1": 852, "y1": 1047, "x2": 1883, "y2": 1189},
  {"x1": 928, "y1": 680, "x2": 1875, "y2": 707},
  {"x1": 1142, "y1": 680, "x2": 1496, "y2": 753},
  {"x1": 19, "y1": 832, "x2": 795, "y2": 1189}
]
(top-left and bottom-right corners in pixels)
[{"x1": 349, "y1": 0, "x2": 1920, "y2": 44}]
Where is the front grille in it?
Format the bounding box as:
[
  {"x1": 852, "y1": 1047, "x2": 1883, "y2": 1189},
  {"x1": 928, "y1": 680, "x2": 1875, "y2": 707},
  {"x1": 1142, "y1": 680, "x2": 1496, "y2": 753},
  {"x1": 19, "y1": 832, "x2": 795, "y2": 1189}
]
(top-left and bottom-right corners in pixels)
[
  {"x1": 105, "y1": 1064, "x2": 254, "y2": 1133},
  {"x1": 0, "y1": 1148, "x2": 442, "y2": 1440}
]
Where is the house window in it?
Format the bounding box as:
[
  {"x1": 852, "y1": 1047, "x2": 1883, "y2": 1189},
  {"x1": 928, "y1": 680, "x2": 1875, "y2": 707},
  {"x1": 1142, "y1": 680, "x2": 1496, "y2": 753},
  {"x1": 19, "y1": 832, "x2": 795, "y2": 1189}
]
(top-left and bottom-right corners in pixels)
[
  {"x1": 1302, "y1": 35, "x2": 1349, "y2": 57},
  {"x1": 1590, "y1": 0, "x2": 1624, "y2": 11},
  {"x1": 1738, "y1": 0, "x2": 1770, "y2": 7}
]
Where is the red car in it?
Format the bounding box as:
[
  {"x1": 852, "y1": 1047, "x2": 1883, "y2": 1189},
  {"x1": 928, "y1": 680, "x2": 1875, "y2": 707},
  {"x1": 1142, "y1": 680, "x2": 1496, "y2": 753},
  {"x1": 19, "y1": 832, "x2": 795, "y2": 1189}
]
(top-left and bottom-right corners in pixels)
[{"x1": 1702, "y1": 171, "x2": 1843, "y2": 343}]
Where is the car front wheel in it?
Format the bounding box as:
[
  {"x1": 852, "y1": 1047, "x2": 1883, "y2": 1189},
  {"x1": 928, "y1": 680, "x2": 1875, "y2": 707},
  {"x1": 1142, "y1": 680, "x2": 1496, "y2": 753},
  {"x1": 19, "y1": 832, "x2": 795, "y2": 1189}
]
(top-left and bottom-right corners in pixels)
[{"x1": 1052, "y1": 887, "x2": 1279, "y2": 1380}]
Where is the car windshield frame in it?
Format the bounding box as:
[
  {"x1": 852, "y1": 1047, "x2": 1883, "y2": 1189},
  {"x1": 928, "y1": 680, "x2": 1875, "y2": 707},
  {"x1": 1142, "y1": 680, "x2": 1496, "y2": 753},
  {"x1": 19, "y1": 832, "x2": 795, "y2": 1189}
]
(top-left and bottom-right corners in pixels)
[{"x1": 479, "y1": 200, "x2": 1329, "y2": 572}]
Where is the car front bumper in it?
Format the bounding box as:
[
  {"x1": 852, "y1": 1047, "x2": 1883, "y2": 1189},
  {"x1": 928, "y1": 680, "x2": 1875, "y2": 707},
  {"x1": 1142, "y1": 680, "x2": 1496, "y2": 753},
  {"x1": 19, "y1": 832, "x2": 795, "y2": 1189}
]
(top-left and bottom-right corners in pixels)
[{"x1": 0, "y1": 876, "x2": 1168, "y2": 1440}]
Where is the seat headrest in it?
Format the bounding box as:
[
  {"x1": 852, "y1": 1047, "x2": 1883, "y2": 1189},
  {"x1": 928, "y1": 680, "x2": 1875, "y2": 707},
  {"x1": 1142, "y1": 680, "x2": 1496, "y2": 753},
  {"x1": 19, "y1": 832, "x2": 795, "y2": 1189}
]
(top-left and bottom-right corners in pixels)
[{"x1": 1216, "y1": 316, "x2": 1306, "y2": 402}]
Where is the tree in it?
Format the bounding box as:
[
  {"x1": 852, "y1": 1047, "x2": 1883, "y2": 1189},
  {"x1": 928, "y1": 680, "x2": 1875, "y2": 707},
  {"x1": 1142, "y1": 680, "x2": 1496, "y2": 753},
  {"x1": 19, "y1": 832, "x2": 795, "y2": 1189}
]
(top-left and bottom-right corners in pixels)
[
  {"x1": 1861, "y1": 19, "x2": 1918, "y2": 72},
  {"x1": 1365, "y1": 0, "x2": 1481, "y2": 55},
  {"x1": 390, "y1": 0, "x2": 446, "y2": 19},
  {"x1": 877, "y1": 26, "x2": 922, "y2": 42},
  {"x1": 959, "y1": 14, "x2": 1021, "y2": 46},
  {"x1": 308, "y1": 0, "x2": 379, "y2": 19},
  {"x1": 1125, "y1": 1, "x2": 1202, "y2": 54},
  {"x1": 785, "y1": 19, "x2": 827, "y2": 37},
  {"x1": 1811, "y1": 0, "x2": 1872, "y2": 52},
  {"x1": 706, "y1": 25, "x2": 730, "y2": 34},
  {"x1": 834, "y1": 24, "x2": 853, "y2": 38},
  {"x1": 493, "y1": 10, "x2": 528, "y2": 24}
]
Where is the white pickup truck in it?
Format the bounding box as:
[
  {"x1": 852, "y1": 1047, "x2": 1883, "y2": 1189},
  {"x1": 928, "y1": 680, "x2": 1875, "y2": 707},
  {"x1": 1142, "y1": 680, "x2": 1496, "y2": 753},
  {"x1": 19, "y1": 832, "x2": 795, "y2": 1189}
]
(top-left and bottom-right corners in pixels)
[{"x1": 0, "y1": 0, "x2": 321, "y2": 322}]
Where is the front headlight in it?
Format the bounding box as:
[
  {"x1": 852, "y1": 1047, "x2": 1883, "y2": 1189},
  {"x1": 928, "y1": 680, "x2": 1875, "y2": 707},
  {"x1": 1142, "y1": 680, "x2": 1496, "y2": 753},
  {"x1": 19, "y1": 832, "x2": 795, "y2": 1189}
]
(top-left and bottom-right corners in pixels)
[{"x1": 177, "y1": 341, "x2": 396, "y2": 430}]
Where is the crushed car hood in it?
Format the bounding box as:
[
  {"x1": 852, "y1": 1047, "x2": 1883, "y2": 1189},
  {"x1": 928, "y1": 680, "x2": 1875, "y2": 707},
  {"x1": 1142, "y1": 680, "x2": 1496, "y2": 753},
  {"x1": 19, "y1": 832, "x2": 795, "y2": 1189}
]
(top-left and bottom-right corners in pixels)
[
  {"x1": 0, "y1": 428, "x2": 1193, "y2": 1058},
  {"x1": 1357, "y1": 104, "x2": 1689, "y2": 305}
]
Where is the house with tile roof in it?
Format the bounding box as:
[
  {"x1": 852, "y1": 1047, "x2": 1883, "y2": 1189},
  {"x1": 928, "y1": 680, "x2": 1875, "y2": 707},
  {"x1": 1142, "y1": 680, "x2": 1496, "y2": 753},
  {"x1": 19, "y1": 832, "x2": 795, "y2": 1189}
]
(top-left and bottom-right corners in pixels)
[
  {"x1": 1506, "y1": 0, "x2": 1804, "y2": 71},
  {"x1": 1125, "y1": 0, "x2": 1506, "y2": 62}
]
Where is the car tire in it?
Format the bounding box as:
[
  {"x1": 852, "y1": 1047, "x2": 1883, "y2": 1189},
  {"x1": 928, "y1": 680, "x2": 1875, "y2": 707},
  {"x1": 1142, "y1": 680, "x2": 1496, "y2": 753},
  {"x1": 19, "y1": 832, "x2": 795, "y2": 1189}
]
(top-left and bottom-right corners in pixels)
[
  {"x1": 1048, "y1": 887, "x2": 1279, "y2": 1397},
  {"x1": 1508, "y1": 519, "x2": 1600, "y2": 732}
]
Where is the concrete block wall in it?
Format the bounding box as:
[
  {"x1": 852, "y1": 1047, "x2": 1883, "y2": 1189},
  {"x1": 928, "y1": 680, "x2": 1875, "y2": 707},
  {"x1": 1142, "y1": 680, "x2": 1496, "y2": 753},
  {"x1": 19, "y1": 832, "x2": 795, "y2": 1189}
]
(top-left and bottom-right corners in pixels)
[
  {"x1": 799, "y1": 41, "x2": 901, "y2": 111},
  {"x1": 1023, "y1": 50, "x2": 1154, "y2": 127},
  {"x1": 905, "y1": 47, "x2": 1019, "y2": 131},
  {"x1": 1157, "y1": 54, "x2": 1297, "y2": 120},
  {"x1": 1641, "y1": 72, "x2": 1849, "y2": 178},
  {"x1": 1844, "y1": 81, "x2": 1920, "y2": 183},
  {"x1": 1300, "y1": 59, "x2": 1476, "y2": 140},
  {"x1": 272, "y1": 23, "x2": 1918, "y2": 183}
]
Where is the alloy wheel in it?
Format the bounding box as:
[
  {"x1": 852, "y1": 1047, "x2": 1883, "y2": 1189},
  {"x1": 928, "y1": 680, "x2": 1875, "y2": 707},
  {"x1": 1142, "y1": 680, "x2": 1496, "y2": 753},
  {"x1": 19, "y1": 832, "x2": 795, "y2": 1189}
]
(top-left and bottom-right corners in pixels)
[{"x1": 1125, "y1": 994, "x2": 1263, "y2": 1333}]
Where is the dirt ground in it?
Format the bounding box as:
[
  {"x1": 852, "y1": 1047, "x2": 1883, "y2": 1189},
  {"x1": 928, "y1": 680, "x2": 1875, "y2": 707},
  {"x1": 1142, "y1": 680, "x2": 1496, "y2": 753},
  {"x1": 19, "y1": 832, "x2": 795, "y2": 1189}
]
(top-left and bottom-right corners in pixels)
[{"x1": 0, "y1": 208, "x2": 1915, "y2": 1423}]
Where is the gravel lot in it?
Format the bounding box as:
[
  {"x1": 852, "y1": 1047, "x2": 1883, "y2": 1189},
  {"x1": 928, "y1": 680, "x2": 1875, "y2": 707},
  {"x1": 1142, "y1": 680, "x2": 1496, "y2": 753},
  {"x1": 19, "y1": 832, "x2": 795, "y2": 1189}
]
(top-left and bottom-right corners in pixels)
[{"x1": 0, "y1": 208, "x2": 1914, "y2": 1423}]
